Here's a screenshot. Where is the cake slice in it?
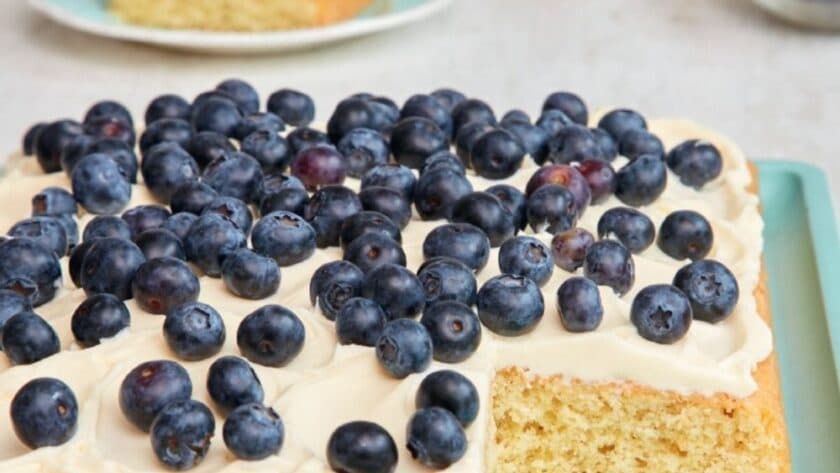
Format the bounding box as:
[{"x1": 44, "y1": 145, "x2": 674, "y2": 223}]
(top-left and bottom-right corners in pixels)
[{"x1": 109, "y1": 0, "x2": 375, "y2": 31}]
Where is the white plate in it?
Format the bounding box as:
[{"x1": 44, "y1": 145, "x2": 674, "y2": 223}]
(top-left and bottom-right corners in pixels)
[{"x1": 28, "y1": 0, "x2": 454, "y2": 54}]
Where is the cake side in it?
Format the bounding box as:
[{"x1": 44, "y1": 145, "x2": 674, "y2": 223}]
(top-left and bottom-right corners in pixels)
[
  {"x1": 488, "y1": 166, "x2": 790, "y2": 473},
  {"x1": 109, "y1": 0, "x2": 374, "y2": 31}
]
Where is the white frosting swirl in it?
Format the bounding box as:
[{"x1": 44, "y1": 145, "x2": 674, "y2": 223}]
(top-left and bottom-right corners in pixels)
[{"x1": 0, "y1": 119, "x2": 770, "y2": 472}]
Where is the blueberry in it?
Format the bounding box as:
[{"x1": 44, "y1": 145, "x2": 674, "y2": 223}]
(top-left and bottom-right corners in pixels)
[
  {"x1": 83, "y1": 116, "x2": 136, "y2": 148},
  {"x1": 666, "y1": 140, "x2": 723, "y2": 189},
  {"x1": 192, "y1": 95, "x2": 244, "y2": 137},
  {"x1": 619, "y1": 129, "x2": 664, "y2": 161},
  {"x1": 35, "y1": 120, "x2": 84, "y2": 173},
  {"x1": 340, "y1": 211, "x2": 402, "y2": 249},
  {"x1": 597, "y1": 108, "x2": 648, "y2": 141},
  {"x1": 71, "y1": 293, "x2": 130, "y2": 347},
  {"x1": 84, "y1": 100, "x2": 133, "y2": 128},
  {"x1": 343, "y1": 232, "x2": 406, "y2": 275},
  {"x1": 235, "y1": 112, "x2": 285, "y2": 141},
  {"x1": 500, "y1": 120, "x2": 550, "y2": 158},
  {"x1": 615, "y1": 154, "x2": 667, "y2": 207},
  {"x1": 55, "y1": 215, "x2": 80, "y2": 254},
  {"x1": 362, "y1": 264, "x2": 426, "y2": 320},
  {"x1": 451, "y1": 98, "x2": 496, "y2": 136},
  {"x1": 359, "y1": 186, "x2": 412, "y2": 230},
  {"x1": 477, "y1": 274, "x2": 544, "y2": 336},
  {"x1": 536, "y1": 124, "x2": 602, "y2": 165},
  {"x1": 241, "y1": 130, "x2": 292, "y2": 174},
  {"x1": 237, "y1": 305, "x2": 305, "y2": 367},
  {"x1": 132, "y1": 257, "x2": 200, "y2": 314},
  {"x1": 71, "y1": 153, "x2": 132, "y2": 215},
  {"x1": 223, "y1": 403, "x2": 285, "y2": 461},
  {"x1": 542, "y1": 91, "x2": 588, "y2": 125},
  {"x1": 0, "y1": 289, "x2": 31, "y2": 349},
  {"x1": 415, "y1": 370, "x2": 480, "y2": 427},
  {"x1": 391, "y1": 117, "x2": 449, "y2": 169},
  {"x1": 202, "y1": 196, "x2": 253, "y2": 235},
  {"x1": 122, "y1": 205, "x2": 172, "y2": 238},
  {"x1": 576, "y1": 158, "x2": 617, "y2": 204},
  {"x1": 583, "y1": 240, "x2": 635, "y2": 296},
  {"x1": 0, "y1": 238, "x2": 62, "y2": 307},
  {"x1": 417, "y1": 257, "x2": 477, "y2": 306},
  {"x1": 526, "y1": 184, "x2": 578, "y2": 234},
  {"x1": 163, "y1": 212, "x2": 198, "y2": 242},
  {"x1": 251, "y1": 211, "x2": 316, "y2": 266},
  {"x1": 597, "y1": 207, "x2": 655, "y2": 254},
  {"x1": 145, "y1": 94, "x2": 191, "y2": 125},
  {"x1": 631, "y1": 284, "x2": 693, "y2": 344},
  {"x1": 485, "y1": 184, "x2": 527, "y2": 230},
  {"x1": 68, "y1": 241, "x2": 94, "y2": 288},
  {"x1": 470, "y1": 128, "x2": 526, "y2": 179},
  {"x1": 368, "y1": 97, "x2": 401, "y2": 134},
  {"x1": 423, "y1": 223, "x2": 490, "y2": 272},
  {"x1": 337, "y1": 128, "x2": 390, "y2": 178},
  {"x1": 163, "y1": 302, "x2": 226, "y2": 360},
  {"x1": 203, "y1": 151, "x2": 265, "y2": 204},
  {"x1": 500, "y1": 109, "x2": 531, "y2": 124},
  {"x1": 406, "y1": 407, "x2": 467, "y2": 469},
  {"x1": 119, "y1": 360, "x2": 193, "y2": 432},
  {"x1": 310, "y1": 261, "x2": 365, "y2": 320},
  {"x1": 430, "y1": 88, "x2": 467, "y2": 113},
  {"x1": 525, "y1": 164, "x2": 591, "y2": 215},
  {"x1": 186, "y1": 131, "x2": 235, "y2": 170},
  {"x1": 291, "y1": 144, "x2": 348, "y2": 191},
  {"x1": 450, "y1": 192, "x2": 516, "y2": 247},
  {"x1": 261, "y1": 173, "x2": 306, "y2": 195},
  {"x1": 150, "y1": 400, "x2": 215, "y2": 470},
  {"x1": 170, "y1": 181, "x2": 218, "y2": 215},
  {"x1": 184, "y1": 213, "x2": 247, "y2": 277},
  {"x1": 22, "y1": 122, "x2": 47, "y2": 156},
  {"x1": 535, "y1": 109, "x2": 574, "y2": 137},
  {"x1": 207, "y1": 356, "x2": 264, "y2": 414},
  {"x1": 556, "y1": 277, "x2": 603, "y2": 332},
  {"x1": 217, "y1": 78, "x2": 260, "y2": 114},
  {"x1": 87, "y1": 138, "x2": 139, "y2": 182},
  {"x1": 139, "y1": 118, "x2": 193, "y2": 153},
  {"x1": 221, "y1": 248, "x2": 280, "y2": 299},
  {"x1": 673, "y1": 259, "x2": 739, "y2": 323},
  {"x1": 305, "y1": 185, "x2": 362, "y2": 248},
  {"x1": 333, "y1": 297, "x2": 388, "y2": 349},
  {"x1": 58, "y1": 133, "x2": 96, "y2": 177},
  {"x1": 361, "y1": 166, "x2": 415, "y2": 202},
  {"x1": 327, "y1": 97, "x2": 375, "y2": 143},
  {"x1": 2, "y1": 312, "x2": 59, "y2": 365},
  {"x1": 287, "y1": 127, "x2": 331, "y2": 156},
  {"x1": 32, "y1": 187, "x2": 77, "y2": 216},
  {"x1": 10, "y1": 378, "x2": 78, "y2": 449},
  {"x1": 80, "y1": 237, "x2": 145, "y2": 300},
  {"x1": 657, "y1": 210, "x2": 714, "y2": 261},
  {"x1": 454, "y1": 121, "x2": 495, "y2": 167},
  {"x1": 82, "y1": 217, "x2": 126, "y2": 243},
  {"x1": 267, "y1": 88, "x2": 315, "y2": 127},
  {"x1": 591, "y1": 127, "x2": 618, "y2": 161},
  {"x1": 259, "y1": 187, "x2": 310, "y2": 217},
  {"x1": 551, "y1": 227, "x2": 595, "y2": 272},
  {"x1": 8, "y1": 217, "x2": 68, "y2": 257},
  {"x1": 375, "y1": 318, "x2": 432, "y2": 378},
  {"x1": 326, "y1": 421, "x2": 398, "y2": 473},
  {"x1": 401, "y1": 94, "x2": 454, "y2": 139},
  {"x1": 498, "y1": 236, "x2": 554, "y2": 287},
  {"x1": 133, "y1": 228, "x2": 184, "y2": 261},
  {"x1": 421, "y1": 301, "x2": 481, "y2": 363},
  {"x1": 414, "y1": 169, "x2": 474, "y2": 221},
  {"x1": 421, "y1": 151, "x2": 466, "y2": 176}
]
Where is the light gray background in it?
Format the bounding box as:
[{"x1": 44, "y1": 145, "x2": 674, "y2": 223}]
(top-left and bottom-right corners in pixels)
[{"x1": 1, "y1": 0, "x2": 838, "y2": 208}]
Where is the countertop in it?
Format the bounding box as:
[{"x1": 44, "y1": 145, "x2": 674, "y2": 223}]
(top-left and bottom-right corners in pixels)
[{"x1": 1, "y1": 0, "x2": 838, "y2": 209}]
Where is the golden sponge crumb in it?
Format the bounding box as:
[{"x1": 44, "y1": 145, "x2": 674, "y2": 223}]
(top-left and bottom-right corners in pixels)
[
  {"x1": 109, "y1": 0, "x2": 375, "y2": 31},
  {"x1": 489, "y1": 367, "x2": 789, "y2": 473}
]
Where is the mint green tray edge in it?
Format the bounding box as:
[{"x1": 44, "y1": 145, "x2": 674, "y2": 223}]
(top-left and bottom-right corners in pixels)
[{"x1": 756, "y1": 160, "x2": 840, "y2": 473}]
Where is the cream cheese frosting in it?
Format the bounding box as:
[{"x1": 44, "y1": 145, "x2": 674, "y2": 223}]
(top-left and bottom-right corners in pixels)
[{"x1": 0, "y1": 119, "x2": 771, "y2": 472}]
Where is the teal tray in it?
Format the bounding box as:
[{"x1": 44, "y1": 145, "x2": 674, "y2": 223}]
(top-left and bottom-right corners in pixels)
[{"x1": 757, "y1": 160, "x2": 840, "y2": 473}]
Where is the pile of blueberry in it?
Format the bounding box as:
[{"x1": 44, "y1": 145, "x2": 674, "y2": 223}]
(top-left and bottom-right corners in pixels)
[{"x1": 5, "y1": 80, "x2": 741, "y2": 472}]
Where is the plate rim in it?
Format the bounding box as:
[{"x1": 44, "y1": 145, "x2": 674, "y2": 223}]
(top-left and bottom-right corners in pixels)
[{"x1": 27, "y1": 0, "x2": 455, "y2": 51}]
